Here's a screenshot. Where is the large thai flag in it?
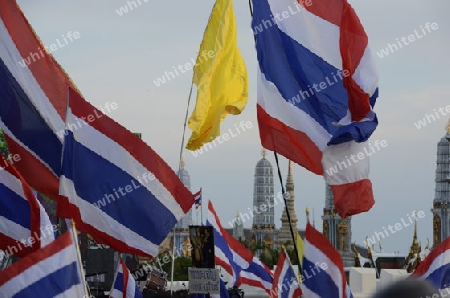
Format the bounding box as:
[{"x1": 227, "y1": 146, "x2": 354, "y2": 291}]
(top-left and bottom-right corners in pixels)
[
  {"x1": 0, "y1": 231, "x2": 87, "y2": 297},
  {"x1": 58, "y1": 87, "x2": 195, "y2": 258},
  {"x1": 411, "y1": 237, "x2": 450, "y2": 290},
  {"x1": 110, "y1": 258, "x2": 143, "y2": 298},
  {"x1": 251, "y1": 0, "x2": 379, "y2": 218},
  {"x1": 269, "y1": 248, "x2": 302, "y2": 298},
  {"x1": 0, "y1": 0, "x2": 80, "y2": 199},
  {"x1": 302, "y1": 222, "x2": 352, "y2": 298},
  {"x1": 207, "y1": 201, "x2": 273, "y2": 294},
  {"x1": 0, "y1": 159, "x2": 55, "y2": 258}
]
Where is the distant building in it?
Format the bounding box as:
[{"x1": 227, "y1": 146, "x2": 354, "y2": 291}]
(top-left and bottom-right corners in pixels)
[
  {"x1": 322, "y1": 184, "x2": 353, "y2": 267},
  {"x1": 250, "y1": 149, "x2": 276, "y2": 249},
  {"x1": 277, "y1": 161, "x2": 298, "y2": 249},
  {"x1": 431, "y1": 119, "x2": 450, "y2": 247}
]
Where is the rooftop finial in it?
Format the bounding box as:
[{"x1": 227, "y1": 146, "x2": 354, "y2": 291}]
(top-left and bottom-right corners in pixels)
[
  {"x1": 261, "y1": 148, "x2": 266, "y2": 159},
  {"x1": 288, "y1": 160, "x2": 293, "y2": 175},
  {"x1": 446, "y1": 118, "x2": 450, "y2": 133}
]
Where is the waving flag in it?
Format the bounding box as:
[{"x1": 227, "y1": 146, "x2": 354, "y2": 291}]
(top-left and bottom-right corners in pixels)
[
  {"x1": 186, "y1": 0, "x2": 248, "y2": 151},
  {"x1": 412, "y1": 237, "x2": 450, "y2": 290},
  {"x1": 211, "y1": 278, "x2": 230, "y2": 298},
  {"x1": 207, "y1": 201, "x2": 273, "y2": 294},
  {"x1": 251, "y1": 0, "x2": 378, "y2": 218},
  {"x1": 0, "y1": 231, "x2": 87, "y2": 297},
  {"x1": 110, "y1": 258, "x2": 143, "y2": 298},
  {"x1": 0, "y1": 159, "x2": 55, "y2": 258},
  {"x1": 194, "y1": 189, "x2": 202, "y2": 209},
  {"x1": 58, "y1": 87, "x2": 195, "y2": 258},
  {"x1": 238, "y1": 256, "x2": 274, "y2": 295},
  {"x1": 302, "y1": 222, "x2": 352, "y2": 298},
  {"x1": 270, "y1": 247, "x2": 302, "y2": 298},
  {"x1": 0, "y1": 0, "x2": 81, "y2": 199}
]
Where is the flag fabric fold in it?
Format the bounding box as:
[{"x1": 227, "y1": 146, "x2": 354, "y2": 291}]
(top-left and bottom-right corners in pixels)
[
  {"x1": 412, "y1": 237, "x2": 450, "y2": 291},
  {"x1": 58, "y1": 87, "x2": 195, "y2": 258},
  {"x1": 186, "y1": 0, "x2": 248, "y2": 150},
  {"x1": 110, "y1": 257, "x2": 143, "y2": 298},
  {"x1": 251, "y1": 0, "x2": 378, "y2": 218},
  {"x1": 206, "y1": 201, "x2": 273, "y2": 294},
  {"x1": 0, "y1": 231, "x2": 86, "y2": 297},
  {"x1": 0, "y1": 0, "x2": 79, "y2": 199},
  {"x1": 270, "y1": 247, "x2": 302, "y2": 298},
  {"x1": 302, "y1": 222, "x2": 353, "y2": 298},
  {"x1": 0, "y1": 159, "x2": 55, "y2": 258}
]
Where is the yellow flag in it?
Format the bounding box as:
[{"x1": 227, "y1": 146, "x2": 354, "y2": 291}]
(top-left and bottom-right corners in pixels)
[
  {"x1": 296, "y1": 232, "x2": 304, "y2": 268},
  {"x1": 186, "y1": 0, "x2": 248, "y2": 150}
]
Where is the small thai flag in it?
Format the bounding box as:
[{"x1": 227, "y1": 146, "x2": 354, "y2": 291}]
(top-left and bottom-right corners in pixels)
[{"x1": 194, "y1": 189, "x2": 202, "y2": 209}]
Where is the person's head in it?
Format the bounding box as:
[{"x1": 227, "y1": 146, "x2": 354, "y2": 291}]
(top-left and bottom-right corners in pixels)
[{"x1": 371, "y1": 278, "x2": 439, "y2": 298}]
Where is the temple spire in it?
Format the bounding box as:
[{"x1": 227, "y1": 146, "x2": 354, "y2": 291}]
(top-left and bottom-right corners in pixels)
[{"x1": 446, "y1": 118, "x2": 450, "y2": 133}]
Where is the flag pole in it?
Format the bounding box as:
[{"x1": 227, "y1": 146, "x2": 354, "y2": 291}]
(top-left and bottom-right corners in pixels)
[
  {"x1": 69, "y1": 219, "x2": 90, "y2": 298},
  {"x1": 171, "y1": 79, "x2": 195, "y2": 295},
  {"x1": 273, "y1": 152, "x2": 300, "y2": 265}
]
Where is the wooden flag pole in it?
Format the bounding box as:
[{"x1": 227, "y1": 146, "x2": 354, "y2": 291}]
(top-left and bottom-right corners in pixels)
[{"x1": 68, "y1": 219, "x2": 91, "y2": 298}]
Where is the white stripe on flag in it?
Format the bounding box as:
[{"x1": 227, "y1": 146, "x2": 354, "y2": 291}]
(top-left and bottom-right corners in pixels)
[
  {"x1": 266, "y1": 0, "x2": 341, "y2": 69},
  {"x1": 257, "y1": 69, "x2": 331, "y2": 150},
  {"x1": 0, "y1": 245, "x2": 77, "y2": 296},
  {"x1": 0, "y1": 19, "x2": 65, "y2": 139},
  {"x1": 66, "y1": 110, "x2": 184, "y2": 219},
  {"x1": 59, "y1": 176, "x2": 160, "y2": 256}
]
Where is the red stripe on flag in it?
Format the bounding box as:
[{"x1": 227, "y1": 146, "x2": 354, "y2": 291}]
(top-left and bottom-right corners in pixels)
[
  {"x1": 257, "y1": 105, "x2": 323, "y2": 175},
  {"x1": 120, "y1": 258, "x2": 129, "y2": 298},
  {"x1": 330, "y1": 179, "x2": 374, "y2": 218},
  {"x1": 0, "y1": 1, "x2": 76, "y2": 120},
  {"x1": 3, "y1": 135, "x2": 60, "y2": 199},
  {"x1": 57, "y1": 196, "x2": 155, "y2": 258},
  {"x1": 306, "y1": 222, "x2": 346, "y2": 298},
  {"x1": 297, "y1": 0, "x2": 371, "y2": 121},
  {"x1": 68, "y1": 88, "x2": 194, "y2": 213},
  {"x1": 0, "y1": 232, "x2": 72, "y2": 287}
]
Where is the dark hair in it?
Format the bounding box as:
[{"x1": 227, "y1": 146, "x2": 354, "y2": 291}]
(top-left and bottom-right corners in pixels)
[{"x1": 371, "y1": 278, "x2": 439, "y2": 298}]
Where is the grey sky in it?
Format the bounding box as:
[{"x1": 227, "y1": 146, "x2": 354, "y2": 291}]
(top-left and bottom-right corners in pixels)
[{"x1": 16, "y1": 0, "x2": 450, "y2": 253}]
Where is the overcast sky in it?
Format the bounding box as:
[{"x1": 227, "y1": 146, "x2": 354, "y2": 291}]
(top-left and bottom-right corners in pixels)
[{"x1": 16, "y1": 0, "x2": 450, "y2": 254}]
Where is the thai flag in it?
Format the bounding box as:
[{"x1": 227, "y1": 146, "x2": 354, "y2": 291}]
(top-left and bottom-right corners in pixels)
[
  {"x1": 0, "y1": 231, "x2": 87, "y2": 297},
  {"x1": 0, "y1": 159, "x2": 55, "y2": 258},
  {"x1": 269, "y1": 248, "x2": 302, "y2": 298},
  {"x1": 237, "y1": 256, "x2": 274, "y2": 295},
  {"x1": 210, "y1": 278, "x2": 230, "y2": 298},
  {"x1": 194, "y1": 189, "x2": 202, "y2": 209},
  {"x1": 251, "y1": 0, "x2": 379, "y2": 218},
  {"x1": 207, "y1": 201, "x2": 273, "y2": 294},
  {"x1": 207, "y1": 200, "x2": 253, "y2": 283},
  {"x1": 58, "y1": 87, "x2": 195, "y2": 258},
  {"x1": 0, "y1": 1, "x2": 81, "y2": 200},
  {"x1": 302, "y1": 222, "x2": 352, "y2": 298},
  {"x1": 110, "y1": 258, "x2": 143, "y2": 298},
  {"x1": 411, "y1": 237, "x2": 450, "y2": 290}
]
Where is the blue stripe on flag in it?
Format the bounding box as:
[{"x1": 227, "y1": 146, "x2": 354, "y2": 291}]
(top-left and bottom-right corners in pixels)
[
  {"x1": 280, "y1": 268, "x2": 298, "y2": 298},
  {"x1": 302, "y1": 257, "x2": 339, "y2": 297},
  {"x1": 62, "y1": 131, "x2": 178, "y2": 244},
  {"x1": 113, "y1": 271, "x2": 124, "y2": 291},
  {"x1": 252, "y1": 0, "x2": 348, "y2": 134},
  {"x1": 13, "y1": 262, "x2": 80, "y2": 298},
  {"x1": 0, "y1": 183, "x2": 31, "y2": 229},
  {"x1": 252, "y1": 0, "x2": 378, "y2": 145},
  {"x1": 426, "y1": 262, "x2": 450, "y2": 290},
  {"x1": 0, "y1": 59, "x2": 62, "y2": 176}
]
